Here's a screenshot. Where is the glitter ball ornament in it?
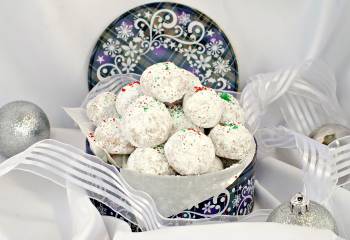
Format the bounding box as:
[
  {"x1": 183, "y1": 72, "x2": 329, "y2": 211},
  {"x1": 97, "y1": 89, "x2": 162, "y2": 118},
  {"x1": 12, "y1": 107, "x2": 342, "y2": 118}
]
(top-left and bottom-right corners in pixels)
[
  {"x1": 267, "y1": 193, "x2": 337, "y2": 233},
  {"x1": 309, "y1": 123, "x2": 350, "y2": 145},
  {"x1": 0, "y1": 101, "x2": 50, "y2": 157}
]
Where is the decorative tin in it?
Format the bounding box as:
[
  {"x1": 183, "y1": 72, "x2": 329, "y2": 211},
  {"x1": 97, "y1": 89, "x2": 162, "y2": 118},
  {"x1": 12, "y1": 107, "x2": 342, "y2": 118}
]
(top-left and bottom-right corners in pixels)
[
  {"x1": 86, "y1": 140, "x2": 255, "y2": 221},
  {"x1": 86, "y1": 1, "x2": 253, "y2": 231},
  {"x1": 88, "y1": 2, "x2": 239, "y2": 91}
]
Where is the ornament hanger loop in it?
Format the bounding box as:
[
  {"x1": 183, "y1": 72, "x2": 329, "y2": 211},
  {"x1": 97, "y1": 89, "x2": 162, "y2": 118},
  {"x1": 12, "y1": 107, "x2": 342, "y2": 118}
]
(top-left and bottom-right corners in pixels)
[{"x1": 290, "y1": 192, "x2": 310, "y2": 215}]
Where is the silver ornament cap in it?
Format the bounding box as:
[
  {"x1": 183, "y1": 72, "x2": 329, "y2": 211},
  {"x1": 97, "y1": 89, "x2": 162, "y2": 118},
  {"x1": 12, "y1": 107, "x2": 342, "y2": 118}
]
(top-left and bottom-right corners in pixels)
[
  {"x1": 267, "y1": 193, "x2": 338, "y2": 233},
  {"x1": 0, "y1": 101, "x2": 50, "y2": 157},
  {"x1": 290, "y1": 192, "x2": 309, "y2": 214},
  {"x1": 310, "y1": 123, "x2": 350, "y2": 145}
]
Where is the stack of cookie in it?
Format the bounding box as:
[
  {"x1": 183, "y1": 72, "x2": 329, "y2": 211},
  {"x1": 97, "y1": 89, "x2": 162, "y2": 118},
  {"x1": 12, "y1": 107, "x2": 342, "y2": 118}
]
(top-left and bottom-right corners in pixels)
[{"x1": 86, "y1": 62, "x2": 255, "y2": 176}]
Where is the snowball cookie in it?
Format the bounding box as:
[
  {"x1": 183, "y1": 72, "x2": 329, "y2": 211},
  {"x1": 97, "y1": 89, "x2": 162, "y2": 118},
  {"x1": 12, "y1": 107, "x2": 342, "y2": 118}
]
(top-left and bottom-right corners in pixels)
[
  {"x1": 164, "y1": 128, "x2": 215, "y2": 175},
  {"x1": 179, "y1": 68, "x2": 202, "y2": 90},
  {"x1": 219, "y1": 92, "x2": 245, "y2": 124},
  {"x1": 183, "y1": 87, "x2": 223, "y2": 128},
  {"x1": 168, "y1": 105, "x2": 202, "y2": 135},
  {"x1": 209, "y1": 123, "x2": 255, "y2": 160},
  {"x1": 94, "y1": 117, "x2": 134, "y2": 154},
  {"x1": 87, "y1": 92, "x2": 119, "y2": 125},
  {"x1": 207, "y1": 156, "x2": 224, "y2": 173},
  {"x1": 123, "y1": 95, "x2": 172, "y2": 147},
  {"x1": 115, "y1": 81, "x2": 143, "y2": 116},
  {"x1": 140, "y1": 62, "x2": 188, "y2": 103},
  {"x1": 126, "y1": 147, "x2": 174, "y2": 175}
]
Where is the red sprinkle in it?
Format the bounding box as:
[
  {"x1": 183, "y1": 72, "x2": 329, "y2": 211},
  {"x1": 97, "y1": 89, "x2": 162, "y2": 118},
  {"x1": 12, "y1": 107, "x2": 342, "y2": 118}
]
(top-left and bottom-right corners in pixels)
[
  {"x1": 188, "y1": 128, "x2": 201, "y2": 134},
  {"x1": 127, "y1": 81, "x2": 140, "y2": 87},
  {"x1": 121, "y1": 88, "x2": 126, "y2": 92},
  {"x1": 194, "y1": 86, "x2": 207, "y2": 92}
]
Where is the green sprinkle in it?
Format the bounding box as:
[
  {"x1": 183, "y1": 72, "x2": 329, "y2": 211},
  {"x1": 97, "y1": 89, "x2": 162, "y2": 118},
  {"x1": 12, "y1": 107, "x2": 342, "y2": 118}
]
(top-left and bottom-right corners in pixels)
[
  {"x1": 220, "y1": 92, "x2": 231, "y2": 102},
  {"x1": 223, "y1": 122, "x2": 239, "y2": 129},
  {"x1": 144, "y1": 107, "x2": 148, "y2": 112}
]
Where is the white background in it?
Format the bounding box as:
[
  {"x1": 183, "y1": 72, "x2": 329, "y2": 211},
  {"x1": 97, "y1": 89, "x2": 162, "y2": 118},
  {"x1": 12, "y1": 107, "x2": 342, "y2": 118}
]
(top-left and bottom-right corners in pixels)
[
  {"x1": 1, "y1": 0, "x2": 350, "y2": 128},
  {"x1": 0, "y1": 1, "x2": 350, "y2": 238}
]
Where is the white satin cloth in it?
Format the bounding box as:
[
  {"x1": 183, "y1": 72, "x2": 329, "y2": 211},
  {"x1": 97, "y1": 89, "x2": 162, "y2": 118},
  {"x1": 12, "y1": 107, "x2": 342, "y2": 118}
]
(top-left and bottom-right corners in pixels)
[{"x1": 0, "y1": 128, "x2": 348, "y2": 239}]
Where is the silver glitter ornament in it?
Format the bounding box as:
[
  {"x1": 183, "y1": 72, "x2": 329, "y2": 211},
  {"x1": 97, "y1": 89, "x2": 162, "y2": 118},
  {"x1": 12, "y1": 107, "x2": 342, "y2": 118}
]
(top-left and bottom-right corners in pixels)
[
  {"x1": 310, "y1": 123, "x2": 350, "y2": 145},
  {"x1": 267, "y1": 193, "x2": 338, "y2": 233},
  {"x1": 0, "y1": 101, "x2": 50, "y2": 157}
]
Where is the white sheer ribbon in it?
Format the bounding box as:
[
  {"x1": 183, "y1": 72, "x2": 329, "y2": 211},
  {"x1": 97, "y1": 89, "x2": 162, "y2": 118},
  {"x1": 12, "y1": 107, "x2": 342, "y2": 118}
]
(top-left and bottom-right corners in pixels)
[
  {"x1": 81, "y1": 74, "x2": 140, "y2": 108},
  {"x1": 329, "y1": 136, "x2": 350, "y2": 188},
  {"x1": 241, "y1": 60, "x2": 347, "y2": 134},
  {"x1": 0, "y1": 139, "x2": 270, "y2": 232},
  {"x1": 256, "y1": 127, "x2": 350, "y2": 203}
]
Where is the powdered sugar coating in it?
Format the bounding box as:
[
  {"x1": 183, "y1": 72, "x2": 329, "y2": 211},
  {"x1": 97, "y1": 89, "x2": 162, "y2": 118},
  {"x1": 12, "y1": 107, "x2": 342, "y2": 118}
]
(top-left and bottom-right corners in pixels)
[
  {"x1": 183, "y1": 87, "x2": 224, "y2": 128},
  {"x1": 116, "y1": 81, "x2": 143, "y2": 116},
  {"x1": 164, "y1": 128, "x2": 215, "y2": 175},
  {"x1": 86, "y1": 92, "x2": 119, "y2": 125},
  {"x1": 180, "y1": 68, "x2": 202, "y2": 90},
  {"x1": 168, "y1": 105, "x2": 202, "y2": 135},
  {"x1": 209, "y1": 123, "x2": 255, "y2": 160},
  {"x1": 123, "y1": 95, "x2": 172, "y2": 147},
  {"x1": 207, "y1": 156, "x2": 224, "y2": 173},
  {"x1": 94, "y1": 117, "x2": 134, "y2": 154},
  {"x1": 126, "y1": 147, "x2": 174, "y2": 175},
  {"x1": 140, "y1": 62, "x2": 188, "y2": 103},
  {"x1": 219, "y1": 92, "x2": 245, "y2": 124}
]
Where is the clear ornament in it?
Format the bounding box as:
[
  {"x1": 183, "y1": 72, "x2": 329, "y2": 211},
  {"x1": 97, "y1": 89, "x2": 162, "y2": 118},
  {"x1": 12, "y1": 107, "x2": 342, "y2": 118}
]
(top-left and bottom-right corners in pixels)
[{"x1": 267, "y1": 193, "x2": 338, "y2": 233}]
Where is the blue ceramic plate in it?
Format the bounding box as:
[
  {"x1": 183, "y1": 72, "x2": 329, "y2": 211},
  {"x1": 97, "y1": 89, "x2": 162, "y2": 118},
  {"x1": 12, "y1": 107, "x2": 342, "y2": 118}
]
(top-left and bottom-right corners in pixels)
[{"x1": 88, "y1": 2, "x2": 239, "y2": 91}]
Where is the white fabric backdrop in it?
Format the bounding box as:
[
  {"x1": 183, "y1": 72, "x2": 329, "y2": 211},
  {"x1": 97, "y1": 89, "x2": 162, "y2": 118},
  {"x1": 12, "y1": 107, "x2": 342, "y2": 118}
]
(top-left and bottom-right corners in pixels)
[{"x1": 0, "y1": 0, "x2": 350, "y2": 128}]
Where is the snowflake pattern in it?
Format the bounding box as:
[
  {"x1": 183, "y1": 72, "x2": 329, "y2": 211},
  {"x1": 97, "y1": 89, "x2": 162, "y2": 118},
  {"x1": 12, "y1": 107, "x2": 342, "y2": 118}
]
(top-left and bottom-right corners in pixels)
[
  {"x1": 122, "y1": 41, "x2": 139, "y2": 59},
  {"x1": 202, "y1": 202, "x2": 215, "y2": 214},
  {"x1": 102, "y1": 38, "x2": 121, "y2": 57},
  {"x1": 144, "y1": 11, "x2": 152, "y2": 19},
  {"x1": 121, "y1": 57, "x2": 136, "y2": 73},
  {"x1": 89, "y1": 2, "x2": 238, "y2": 93},
  {"x1": 206, "y1": 38, "x2": 224, "y2": 58},
  {"x1": 196, "y1": 55, "x2": 212, "y2": 70},
  {"x1": 213, "y1": 58, "x2": 230, "y2": 76},
  {"x1": 115, "y1": 21, "x2": 134, "y2": 41},
  {"x1": 178, "y1": 11, "x2": 191, "y2": 25}
]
